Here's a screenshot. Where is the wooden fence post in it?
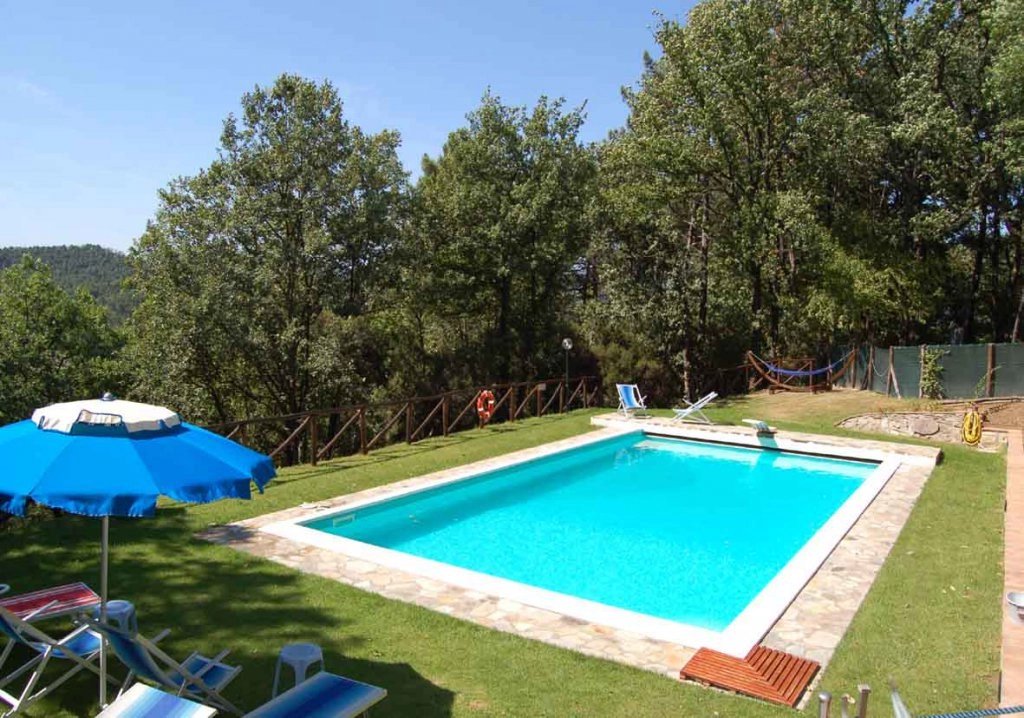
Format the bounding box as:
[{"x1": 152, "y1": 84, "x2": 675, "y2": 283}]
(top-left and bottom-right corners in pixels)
[
  {"x1": 442, "y1": 393, "x2": 450, "y2": 437},
  {"x1": 886, "y1": 346, "x2": 894, "y2": 396},
  {"x1": 919, "y1": 344, "x2": 926, "y2": 398},
  {"x1": 988, "y1": 343, "x2": 996, "y2": 397},
  {"x1": 405, "y1": 401, "x2": 413, "y2": 443},
  {"x1": 509, "y1": 385, "x2": 517, "y2": 422},
  {"x1": 536, "y1": 383, "x2": 542, "y2": 416},
  {"x1": 851, "y1": 344, "x2": 859, "y2": 389},
  {"x1": 559, "y1": 381, "x2": 565, "y2": 413},
  {"x1": 358, "y1": 406, "x2": 367, "y2": 454},
  {"x1": 866, "y1": 346, "x2": 875, "y2": 391},
  {"x1": 309, "y1": 413, "x2": 318, "y2": 466}
]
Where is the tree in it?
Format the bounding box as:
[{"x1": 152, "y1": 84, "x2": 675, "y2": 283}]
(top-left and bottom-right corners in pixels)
[
  {"x1": 409, "y1": 92, "x2": 596, "y2": 382},
  {"x1": 0, "y1": 257, "x2": 122, "y2": 424},
  {"x1": 127, "y1": 75, "x2": 408, "y2": 422}
]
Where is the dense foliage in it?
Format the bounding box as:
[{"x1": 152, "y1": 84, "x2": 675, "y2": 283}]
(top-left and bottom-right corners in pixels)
[
  {"x1": 3, "y1": 0, "x2": 1023, "y2": 422},
  {"x1": 0, "y1": 244, "x2": 134, "y2": 322},
  {"x1": 126, "y1": 75, "x2": 408, "y2": 422},
  {"x1": 587, "y1": 0, "x2": 1024, "y2": 399},
  {"x1": 0, "y1": 257, "x2": 122, "y2": 424}
]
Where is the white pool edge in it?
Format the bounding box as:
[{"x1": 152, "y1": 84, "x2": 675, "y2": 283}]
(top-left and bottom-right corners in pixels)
[{"x1": 262, "y1": 429, "x2": 905, "y2": 658}]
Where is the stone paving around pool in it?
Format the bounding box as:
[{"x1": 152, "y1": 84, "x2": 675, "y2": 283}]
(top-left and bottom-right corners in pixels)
[{"x1": 200, "y1": 418, "x2": 939, "y2": 685}]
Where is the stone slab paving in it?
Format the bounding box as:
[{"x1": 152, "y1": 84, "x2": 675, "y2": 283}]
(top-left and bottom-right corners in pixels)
[
  {"x1": 1001, "y1": 430, "x2": 1024, "y2": 705},
  {"x1": 201, "y1": 418, "x2": 939, "y2": 685},
  {"x1": 762, "y1": 461, "x2": 933, "y2": 666}
]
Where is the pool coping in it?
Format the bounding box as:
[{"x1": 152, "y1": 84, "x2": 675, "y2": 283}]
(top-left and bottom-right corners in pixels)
[{"x1": 202, "y1": 418, "x2": 940, "y2": 683}]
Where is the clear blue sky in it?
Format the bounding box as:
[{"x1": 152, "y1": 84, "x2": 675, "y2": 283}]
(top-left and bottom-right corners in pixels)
[{"x1": 0, "y1": 1, "x2": 690, "y2": 251}]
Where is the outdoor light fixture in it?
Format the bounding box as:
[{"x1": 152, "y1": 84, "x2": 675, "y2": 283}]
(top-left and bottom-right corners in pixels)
[{"x1": 562, "y1": 337, "x2": 573, "y2": 389}]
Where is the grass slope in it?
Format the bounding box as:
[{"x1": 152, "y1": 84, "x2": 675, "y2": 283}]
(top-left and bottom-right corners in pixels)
[{"x1": 0, "y1": 396, "x2": 1004, "y2": 716}]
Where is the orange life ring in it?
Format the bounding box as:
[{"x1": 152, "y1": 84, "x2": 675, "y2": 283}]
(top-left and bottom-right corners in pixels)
[{"x1": 476, "y1": 390, "x2": 496, "y2": 423}]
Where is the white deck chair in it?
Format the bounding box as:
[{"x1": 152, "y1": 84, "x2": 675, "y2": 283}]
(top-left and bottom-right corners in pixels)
[{"x1": 670, "y1": 392, "x2": 718, "y2": 424}]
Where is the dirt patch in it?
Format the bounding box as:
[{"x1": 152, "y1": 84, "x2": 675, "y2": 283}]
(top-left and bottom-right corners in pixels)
[
  {"x1": 927, "y1": 398, "x2": 1024, "y2": 431},
  {"x1": 730, "y1": 388, "x2": 932, "y2": 423},
  {"x1": 983, "y1": 401, "x2": 1024, "y2": 431}
]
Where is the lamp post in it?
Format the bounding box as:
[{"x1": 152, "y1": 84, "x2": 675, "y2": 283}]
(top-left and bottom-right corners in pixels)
[{"x1": 562, "y1": 337, "x2": 573, "y2": 391}]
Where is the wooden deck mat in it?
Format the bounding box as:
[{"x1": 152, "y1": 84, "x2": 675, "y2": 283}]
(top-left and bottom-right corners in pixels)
[{"x1": 680, "y1": 645, "x2": 820, "y2": 707}]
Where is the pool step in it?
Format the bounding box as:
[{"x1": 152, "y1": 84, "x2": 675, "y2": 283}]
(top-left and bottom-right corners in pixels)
[{"x1": 679, "y1": 645, "x2": 820, "y2": 707}]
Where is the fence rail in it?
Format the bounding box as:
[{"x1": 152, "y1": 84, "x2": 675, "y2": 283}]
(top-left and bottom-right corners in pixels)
[{"x1": 208, "y1": 376, "x2": 600, "y2": 467}]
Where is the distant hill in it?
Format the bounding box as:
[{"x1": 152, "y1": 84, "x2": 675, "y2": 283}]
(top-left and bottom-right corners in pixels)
[{"x1": 0, "y1": 244, "x2": 135, "y2": 323}]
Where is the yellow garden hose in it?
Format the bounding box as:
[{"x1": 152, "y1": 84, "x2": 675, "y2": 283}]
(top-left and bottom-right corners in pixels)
[{"x1": 961, "y1": 406, "x2": 983, "y2": 446}]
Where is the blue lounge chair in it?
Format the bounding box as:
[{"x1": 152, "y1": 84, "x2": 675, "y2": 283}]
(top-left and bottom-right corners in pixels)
[
  {"x1": 616, "y1": 384, "x2": 648, "y2": 418},
  {"x1": 671, "y1": 392, "x2": 718, "y2": 424},
  {"x1": 0, "y1": 604, "x2": 113, "y2": 717},
  {"x1": 96, "y1": 683, "x2": 216, "y2": 717},
  {"x1": 99, "y1": 671, "x2": 387, "y2": 718},
  {"x1": 246, "y1": 671, "x2": 387, "y2": 717},
  {"x1": 88, "y1": 621, "x2": 241, "y2": 715}
]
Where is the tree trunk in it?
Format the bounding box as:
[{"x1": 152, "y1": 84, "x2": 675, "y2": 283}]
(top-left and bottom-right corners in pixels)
[{"x1": 964, "y1": 205, "x2": 987, "y2": 342}]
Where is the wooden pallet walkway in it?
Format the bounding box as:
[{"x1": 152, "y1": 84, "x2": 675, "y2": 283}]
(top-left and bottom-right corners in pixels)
[{"x1": 680, "y1": 645, "x2": 820, "y2": 707}]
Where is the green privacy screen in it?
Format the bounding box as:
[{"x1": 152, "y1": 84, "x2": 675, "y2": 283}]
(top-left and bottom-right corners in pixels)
[
  {"x1": 996, "y1": 344, "x2": 1024, "y2": 396},
  {"x1": 870, "y1": 346, "x2": 890, "y2": 394},
  {"x1": 930, "y1": 344, "x2": 988, "y2": 399},
  {"x1": 891, "y1": 347, "x2": 922, "y2": 398},
  {"x1": 836, "y1": 343, "x2": 1023, "y2": 398}
]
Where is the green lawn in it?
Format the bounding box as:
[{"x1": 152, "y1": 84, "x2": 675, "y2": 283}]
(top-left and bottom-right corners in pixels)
[{"x1": 0, "y1": 396, "x2": 1005, "y2": 716}]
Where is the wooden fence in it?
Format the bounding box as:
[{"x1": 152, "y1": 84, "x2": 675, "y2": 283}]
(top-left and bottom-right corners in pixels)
[{"x1": 208, "y1": 376, "x2": 600, "y2": 467}]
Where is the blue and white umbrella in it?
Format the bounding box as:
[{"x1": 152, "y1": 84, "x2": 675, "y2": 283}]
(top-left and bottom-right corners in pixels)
[{"x1": 0, "y1": 394, "x2": 275, "y2": 705}]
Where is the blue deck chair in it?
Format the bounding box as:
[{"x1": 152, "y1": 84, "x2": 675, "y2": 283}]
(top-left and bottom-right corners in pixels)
[
  {"x1": 0, "y1": 605, "x2": 113, "y2": 716},
  {"x1": 96, "y1": 683, "x2": 216, "y2": 717},
  {"x1": 246, "y1": 671, "x2": 387, "y2": 717},
  {"x1": 616, "y1": 384, "x2": 648, "y2": 418},
  {"x1": 99, "y1": 671, "x2": 386, "y2": 718},
  {"x1": 670, "y1": 392, "x2": 718, "y2": 424},
  {"x1": 88, "y1": 621, "x2": 241, "y2": 715}
]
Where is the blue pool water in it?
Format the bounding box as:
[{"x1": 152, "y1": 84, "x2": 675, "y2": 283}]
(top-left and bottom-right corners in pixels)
[{"x1": 304, "y1": 434, "x2": 876, "y2": 630}]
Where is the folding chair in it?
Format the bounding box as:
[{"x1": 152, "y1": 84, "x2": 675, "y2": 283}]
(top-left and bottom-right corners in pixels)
[
  {"x1": 615, "y1": 384, "x2": 648, "y2": 418},
  {"x1": 0, "y1": 604, "x2": 112, "y2": 716},
  {"x1": 670, "y1": 391, "x2": 718, "y2": 424},
  {"x1": 88, "y1": 621, "x2": 241, "y2": 715}
]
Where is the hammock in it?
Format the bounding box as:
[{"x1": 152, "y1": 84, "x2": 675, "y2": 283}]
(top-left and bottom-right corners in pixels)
[
  {"x1": 746, "y1": 350, "x2": 856, "y2": 392},
  {"x1": 750, "y1": 351, "x2": 853, "y2": 378}
]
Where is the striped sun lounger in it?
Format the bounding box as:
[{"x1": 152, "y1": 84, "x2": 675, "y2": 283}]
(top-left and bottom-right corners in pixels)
[
  {"x1": 0, "y1": 582, "x2": 100, "y2": 621},
  {"x1": 97, "y1": 683, "x2": 217, "y2": 717},
  {"x1": 245, "y1": 672, "x2": 387, "y2": 718}
]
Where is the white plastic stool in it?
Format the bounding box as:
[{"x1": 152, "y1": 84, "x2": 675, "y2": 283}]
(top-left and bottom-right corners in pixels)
[
  {"x1": 272, "y1": 643, "x2": 324, "y2": 697},
  {"x1": 1008, "y1": 592, "x2": 1024, "y2": 625},
  {"x1": 92, "y1": 600, "x2": 138, "y2": 634}
]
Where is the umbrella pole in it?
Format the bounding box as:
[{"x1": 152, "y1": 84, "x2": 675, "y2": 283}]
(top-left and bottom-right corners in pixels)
[{"x1": 99, "y1": 515, "x2": 108, "y2": 707}]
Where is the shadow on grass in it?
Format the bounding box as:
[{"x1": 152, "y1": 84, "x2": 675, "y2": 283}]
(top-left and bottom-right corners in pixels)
[{"x1": 2, "y1": 509, "x2": 455, "y2": 716}]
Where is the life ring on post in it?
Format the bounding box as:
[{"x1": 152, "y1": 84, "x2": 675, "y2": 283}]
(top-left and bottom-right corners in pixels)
[{"x1": 476, "y1": 390, "x2": 496, "y2": 424}]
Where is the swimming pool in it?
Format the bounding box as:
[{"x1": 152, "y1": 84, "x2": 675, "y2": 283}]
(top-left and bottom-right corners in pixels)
[{"x1": 273, "y1": 430, "x2": 900, "y2": 655}]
